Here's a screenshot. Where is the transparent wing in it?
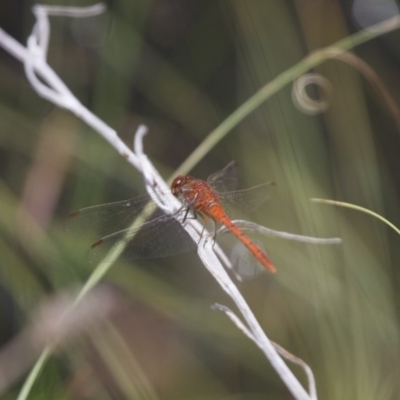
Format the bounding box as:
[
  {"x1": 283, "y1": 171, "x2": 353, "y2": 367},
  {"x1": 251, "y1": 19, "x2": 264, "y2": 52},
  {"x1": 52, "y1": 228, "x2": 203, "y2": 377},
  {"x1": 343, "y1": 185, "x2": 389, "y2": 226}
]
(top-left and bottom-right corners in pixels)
[
  {"x1": 217, "y1": 182, "x2": 274, "y2": 216},
  {"x1": 230, "y1": 240, "x2": 265, "y2": 279},
  {"x1": 66, "y1": 193, "x2": 196, "y2": 263},
  {"x1": 207, "y1": 161, "x2": 274, "y2": 215},
  {"x1": 207, "y1": 161, "x2": 238, "y2": 193},
  {"x1": 66, "y1": 193, "x2": 174, "y2": 240},
  {"x1": 88, "y1": 216, "x2": 197, "y2": 264}
]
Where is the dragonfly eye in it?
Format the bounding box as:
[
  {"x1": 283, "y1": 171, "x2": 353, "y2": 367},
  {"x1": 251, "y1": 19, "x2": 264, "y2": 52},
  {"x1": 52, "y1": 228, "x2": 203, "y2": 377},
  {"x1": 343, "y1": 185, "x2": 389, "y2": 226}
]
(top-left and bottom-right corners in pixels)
[
  {"x1": 171, "y1": 175, "x2": 195, "y2": 197},
  {"x1": 171, "y1": 176, "x2": 184, "y2": 196}
]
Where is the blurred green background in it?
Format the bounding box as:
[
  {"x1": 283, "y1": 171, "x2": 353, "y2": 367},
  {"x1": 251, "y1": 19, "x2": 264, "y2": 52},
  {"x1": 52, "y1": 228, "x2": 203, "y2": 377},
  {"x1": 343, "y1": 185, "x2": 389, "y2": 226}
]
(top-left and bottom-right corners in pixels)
[{"x1": 1, "y1": 0, "x2": 400, "y2": 399}]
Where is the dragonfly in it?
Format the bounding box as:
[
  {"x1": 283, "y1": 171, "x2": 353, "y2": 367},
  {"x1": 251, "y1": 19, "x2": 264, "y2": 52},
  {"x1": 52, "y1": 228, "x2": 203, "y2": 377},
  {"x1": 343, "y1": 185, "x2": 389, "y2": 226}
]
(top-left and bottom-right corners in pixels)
[{"x1": 67, "y1": 161, "x2": 276, "y2": 273}]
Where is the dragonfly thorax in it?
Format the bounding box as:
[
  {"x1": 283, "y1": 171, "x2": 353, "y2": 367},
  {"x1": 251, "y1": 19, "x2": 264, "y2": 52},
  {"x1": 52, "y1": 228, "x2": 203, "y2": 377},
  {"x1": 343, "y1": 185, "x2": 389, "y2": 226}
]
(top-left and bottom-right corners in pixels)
[{"x1": 171, "y1": 175, "x2": 221, "y2": 214}]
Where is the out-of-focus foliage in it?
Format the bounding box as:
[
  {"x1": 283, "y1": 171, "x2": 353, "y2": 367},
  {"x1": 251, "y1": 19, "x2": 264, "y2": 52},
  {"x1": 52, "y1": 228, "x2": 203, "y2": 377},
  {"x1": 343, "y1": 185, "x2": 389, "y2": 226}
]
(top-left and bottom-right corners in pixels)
[{"x1": 0, "y1": 0, "x2": 400, "y2": 399}]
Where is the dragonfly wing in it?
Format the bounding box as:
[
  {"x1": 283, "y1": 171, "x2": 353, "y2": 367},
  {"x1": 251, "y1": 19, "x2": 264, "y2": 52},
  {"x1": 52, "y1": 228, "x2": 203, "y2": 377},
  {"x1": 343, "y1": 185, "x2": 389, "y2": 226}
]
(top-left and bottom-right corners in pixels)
[
  {"x1": 88, "y1": 216, "x2": 197, "y2": 264},
  {"x1": 218, "y1": 182, "x2": 274, "y2": 216},
  {"x1": 207, "y1": 161, "x2": 239, "y2": 193},
  {"x1": 66, "y1": 194, "x2": 172, "y2": 240},
  {"x1": 230, "y1": 239, "x2": 265, "y2": 279}
]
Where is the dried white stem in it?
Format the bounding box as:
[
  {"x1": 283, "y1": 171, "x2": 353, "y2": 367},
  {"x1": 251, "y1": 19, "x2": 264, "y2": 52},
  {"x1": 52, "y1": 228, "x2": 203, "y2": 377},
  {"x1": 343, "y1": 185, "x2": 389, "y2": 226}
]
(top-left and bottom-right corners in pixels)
[
  {"x1": 220, "y1": 220, "x2": 342, "y2": 244},
  {"x1": 199, "y1": 239, "x2": 312, "y2": 400},
  {"x1": 213, "y1": 303, "x2": 317, "y2": 400},
  {"x1": 0, "y1": 4, "x2": 139, "y2": 170}
]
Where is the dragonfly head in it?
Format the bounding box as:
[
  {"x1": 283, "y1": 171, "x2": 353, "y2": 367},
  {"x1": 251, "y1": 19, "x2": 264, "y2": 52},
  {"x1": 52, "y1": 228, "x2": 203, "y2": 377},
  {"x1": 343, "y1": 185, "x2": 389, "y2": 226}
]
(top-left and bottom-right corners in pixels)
[{"x1": 171, "y1": 175, "x2": 195, "y2": 198}]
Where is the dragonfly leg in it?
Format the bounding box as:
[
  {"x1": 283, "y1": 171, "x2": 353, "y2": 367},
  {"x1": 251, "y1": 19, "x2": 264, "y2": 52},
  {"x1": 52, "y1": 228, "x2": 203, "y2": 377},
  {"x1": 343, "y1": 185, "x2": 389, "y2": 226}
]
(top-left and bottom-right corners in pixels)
[
  {"x1": 182, "y1": 207, "x2": 197, "y2": 223},
  {"x1": 182, "y1": 207, "x2": 190, "y2": 222},
  {"x1": 211, "y1": 219, "x2": 218, "y2": 247},
  {"x1": 196, "y1": 218, "x2": 218, "y2": 247},
  {"x1": 189, "y1": 209, "x2": 198, "y2": 220}
]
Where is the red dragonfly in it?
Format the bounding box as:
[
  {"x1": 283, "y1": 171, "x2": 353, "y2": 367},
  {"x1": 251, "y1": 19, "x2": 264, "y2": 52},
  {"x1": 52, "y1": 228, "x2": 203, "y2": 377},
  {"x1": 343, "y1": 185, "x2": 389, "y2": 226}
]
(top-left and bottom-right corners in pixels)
[{"x1": 67, "y1": 161, "x2": 276, "y2": 273}]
